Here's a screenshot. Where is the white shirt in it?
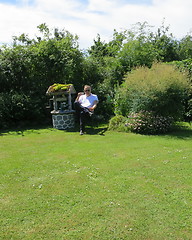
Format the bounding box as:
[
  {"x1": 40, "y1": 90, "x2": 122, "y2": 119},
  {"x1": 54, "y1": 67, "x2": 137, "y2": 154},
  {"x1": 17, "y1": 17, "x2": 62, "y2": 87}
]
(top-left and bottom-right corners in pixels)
[{"x1": 79, "y1": 94, "x2": 98, "y2": 108}]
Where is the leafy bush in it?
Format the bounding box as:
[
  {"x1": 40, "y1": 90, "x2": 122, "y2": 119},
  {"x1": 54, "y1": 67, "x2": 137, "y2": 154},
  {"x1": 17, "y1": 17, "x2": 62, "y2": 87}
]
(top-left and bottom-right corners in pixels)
[
  {"x1": 173, "y1": 59, "x2": 192, "y2": 122},
  {"x1": 108, "y1": 115, "x2": 128, "y2": 132},
  {"x1": 115, "y1": 63, "x2": 190, "y2": 121},
  {"x1": 0, "y1": 92, "x2": 29, "y2": 128},
  {"x1": 108, "y1": 112, "x2": 173, "y2": 135},
  {"x1": 174, "y1": 58, "x2": 192, "y2": 80},
  {"x1": 125, "y1": 111, "x2": 173, "y2": 134},
  {"x1": 0, "y1": 25, "x2": 83, "y2": 129},
  {"x1": 0, "y1": 92, "x2": 49, "y2": 129}
]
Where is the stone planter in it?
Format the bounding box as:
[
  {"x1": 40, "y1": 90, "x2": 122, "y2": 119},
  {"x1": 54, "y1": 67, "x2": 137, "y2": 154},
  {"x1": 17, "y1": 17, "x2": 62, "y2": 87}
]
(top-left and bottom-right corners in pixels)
[{"x1": 52, "y1": 111, "x2": 75, "y2": 130}]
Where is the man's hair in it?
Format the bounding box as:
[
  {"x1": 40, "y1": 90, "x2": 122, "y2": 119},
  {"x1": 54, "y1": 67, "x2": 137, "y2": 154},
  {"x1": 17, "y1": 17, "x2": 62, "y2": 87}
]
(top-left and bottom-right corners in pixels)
[{"x1": 84, "y1": 85, "x2": 91, "y2": 89}]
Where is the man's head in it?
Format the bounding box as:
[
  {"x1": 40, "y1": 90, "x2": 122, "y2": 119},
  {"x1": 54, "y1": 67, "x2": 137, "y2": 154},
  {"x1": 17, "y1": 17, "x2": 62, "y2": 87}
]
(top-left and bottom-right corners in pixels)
[{"x1": 84, "y1": 85, "x2": 91, "y2": 96}]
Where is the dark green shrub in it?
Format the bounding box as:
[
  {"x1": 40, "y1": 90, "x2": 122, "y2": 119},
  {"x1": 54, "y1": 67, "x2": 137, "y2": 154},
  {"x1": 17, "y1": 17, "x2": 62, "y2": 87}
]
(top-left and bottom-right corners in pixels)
[
  {"x1": 174, "y1": 58, "x2": 192, "y2": 80},
  {"x1": 0, "y1": 92, "x2": 48, "y2": 129},
  {"x1": 0, "y1": 26, "x2": 84, "y2": 129},
  {"x1": 173, "y1": 59, "x2": 192, "y2": 122},
  {"x1": 0, "y1": 92, "x2": 29, "y2": 128}
]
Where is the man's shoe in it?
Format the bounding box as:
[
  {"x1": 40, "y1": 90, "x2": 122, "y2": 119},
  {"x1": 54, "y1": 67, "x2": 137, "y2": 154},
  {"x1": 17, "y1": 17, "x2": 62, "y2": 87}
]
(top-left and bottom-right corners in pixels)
[
  {"x1": 89, "y1": 111, "x2": 93, "y2": 117},
  {"x1": 80, "y1": 130, "x2": 84, "y2": 135}
]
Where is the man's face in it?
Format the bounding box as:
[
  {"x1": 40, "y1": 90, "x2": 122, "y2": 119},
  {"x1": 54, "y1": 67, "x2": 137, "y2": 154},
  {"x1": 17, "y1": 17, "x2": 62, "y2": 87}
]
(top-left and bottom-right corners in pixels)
[{"x1": 84, "y1": 87, "x2": 91, "y2": 96}]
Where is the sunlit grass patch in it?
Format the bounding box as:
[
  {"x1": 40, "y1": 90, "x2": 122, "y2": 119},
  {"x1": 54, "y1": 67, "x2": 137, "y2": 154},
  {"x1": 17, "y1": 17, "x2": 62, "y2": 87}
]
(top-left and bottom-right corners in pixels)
[{"x1": 0, "y1": 124, "x2": 192, "y2": 239}]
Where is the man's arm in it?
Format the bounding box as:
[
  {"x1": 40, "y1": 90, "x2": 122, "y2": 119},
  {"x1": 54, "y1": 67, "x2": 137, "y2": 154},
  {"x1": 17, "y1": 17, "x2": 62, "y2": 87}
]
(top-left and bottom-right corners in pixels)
[
  {"x1": 88, "y1": 100, "x2": 98, "y2": 111},
  {"x1": 75, "y1": 92, "x2": 84, "y2": 102}
]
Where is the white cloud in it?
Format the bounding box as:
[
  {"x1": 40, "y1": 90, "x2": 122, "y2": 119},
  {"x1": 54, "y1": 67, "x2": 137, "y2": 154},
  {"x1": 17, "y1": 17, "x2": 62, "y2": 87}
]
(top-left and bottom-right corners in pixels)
[
  {"x1": 0, "y1": 0, "x2": 191, "y2": 49},
  {"x1": 0, "y1": 3, "x2": 49, "y2": 43}
]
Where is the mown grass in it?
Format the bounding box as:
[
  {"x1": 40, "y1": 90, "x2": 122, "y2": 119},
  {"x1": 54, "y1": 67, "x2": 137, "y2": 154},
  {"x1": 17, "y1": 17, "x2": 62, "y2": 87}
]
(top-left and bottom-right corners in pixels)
[{"x1": 0, "y1": 124, "x2": 192, "y2": 240}]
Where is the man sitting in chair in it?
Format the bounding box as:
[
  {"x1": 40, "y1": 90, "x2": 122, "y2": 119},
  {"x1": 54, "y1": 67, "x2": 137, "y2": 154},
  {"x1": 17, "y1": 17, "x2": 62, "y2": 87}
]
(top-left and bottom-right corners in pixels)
[{"x1": 74, "y1": 85, "x2": 98, "y2": 135}]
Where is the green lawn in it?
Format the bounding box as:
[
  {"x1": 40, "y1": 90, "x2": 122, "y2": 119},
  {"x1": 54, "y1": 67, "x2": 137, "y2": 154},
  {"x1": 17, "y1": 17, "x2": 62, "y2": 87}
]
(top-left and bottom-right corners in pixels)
[{"x1": 0, "y1": 124, "x2": 192, "y2": 240}]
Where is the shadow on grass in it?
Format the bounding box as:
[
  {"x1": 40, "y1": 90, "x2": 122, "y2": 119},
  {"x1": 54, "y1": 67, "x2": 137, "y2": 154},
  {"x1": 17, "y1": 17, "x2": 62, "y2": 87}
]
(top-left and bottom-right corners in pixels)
[
  {"x1": 65, "y1": 124, "x2": 108, "y2": 136},
  {"x1": 0, "y1": 123, "x2": 108, "y2": 137},
  {"x1": 161, "y1": 123, "x2": 192, "y2": 140},
  {"x1": 1, "y1": 122, "x2": 191, "y2": 139},
  {"x1": 0, "y1": 124, "x2": 55, "y2": 137},
  {"x1": 84, "y1": 127, "x2": 107, "y2": 136}
]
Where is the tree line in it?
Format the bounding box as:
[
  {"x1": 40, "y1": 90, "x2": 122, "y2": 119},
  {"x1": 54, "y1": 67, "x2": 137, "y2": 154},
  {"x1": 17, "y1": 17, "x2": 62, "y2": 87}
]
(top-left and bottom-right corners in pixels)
[{"x1": 0, "y1": 22, "x2": 191, "y2": 129}]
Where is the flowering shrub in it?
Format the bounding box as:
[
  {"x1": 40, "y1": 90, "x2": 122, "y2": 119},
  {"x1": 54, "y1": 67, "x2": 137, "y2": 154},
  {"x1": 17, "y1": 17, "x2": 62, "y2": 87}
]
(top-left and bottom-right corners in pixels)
[{"x1": 125, "y1": 111, "x2": 173, "y2": 134}]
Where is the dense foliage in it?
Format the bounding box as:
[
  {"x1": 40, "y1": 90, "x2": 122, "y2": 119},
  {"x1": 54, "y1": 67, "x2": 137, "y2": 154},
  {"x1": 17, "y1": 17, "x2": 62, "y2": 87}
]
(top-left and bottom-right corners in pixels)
[
  {"x1": 174, "y1": 58, "x2": 192, "y2": 122},
  {"x1": 0, "y1": 24, "x2": 83, "y2": 128},
  {"x1": 112, "y1": 63, "x2": 190, "y2": 134},
  {"x1": 0, "y1": 22, "x2": 192, "y2": 129},
  {"x1": 115, "y1": 64, "x2": 190, "y2": 120}
]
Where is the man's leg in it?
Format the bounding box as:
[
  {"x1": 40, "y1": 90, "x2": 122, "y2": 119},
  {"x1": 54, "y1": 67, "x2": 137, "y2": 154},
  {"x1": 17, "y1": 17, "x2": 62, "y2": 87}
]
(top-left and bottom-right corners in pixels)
[
  {"x1": 74, "y1": 101, "x2": 83, "y2": 112},
  {"x1": 74, "y1": 102, "x2": 90, "y2": 134},
  {"x1": 79, "y1": 111, "x2": 86, "y2": 134}
]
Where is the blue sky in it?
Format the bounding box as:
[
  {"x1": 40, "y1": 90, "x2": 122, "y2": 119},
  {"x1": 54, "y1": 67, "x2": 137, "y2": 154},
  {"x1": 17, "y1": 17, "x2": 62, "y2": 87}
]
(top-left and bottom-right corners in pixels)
[{"x1": 0, "y1": 0, "x2": 191, "y2": 49}]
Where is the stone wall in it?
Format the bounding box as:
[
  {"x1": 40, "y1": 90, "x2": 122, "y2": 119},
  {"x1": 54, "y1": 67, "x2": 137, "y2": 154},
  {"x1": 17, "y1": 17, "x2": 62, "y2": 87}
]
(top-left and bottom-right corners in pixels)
[{"x1": 52, "y1": 112, "x2": 75, "y2": 130}]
